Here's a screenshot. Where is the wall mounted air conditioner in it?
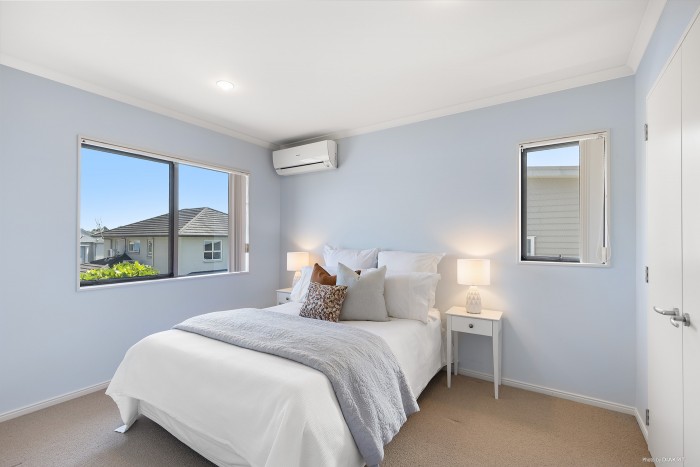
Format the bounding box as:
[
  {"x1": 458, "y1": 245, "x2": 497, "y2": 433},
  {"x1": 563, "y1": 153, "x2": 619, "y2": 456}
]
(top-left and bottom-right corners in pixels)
[{"x1": 273, "y1": 140, "x2": 337, "y2": 176}]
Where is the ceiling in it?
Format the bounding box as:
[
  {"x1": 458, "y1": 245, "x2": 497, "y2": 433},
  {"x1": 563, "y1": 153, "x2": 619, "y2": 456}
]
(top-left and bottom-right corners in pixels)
[{"x1": 0, "y1": 1, "x2": 664, "y2": 149}]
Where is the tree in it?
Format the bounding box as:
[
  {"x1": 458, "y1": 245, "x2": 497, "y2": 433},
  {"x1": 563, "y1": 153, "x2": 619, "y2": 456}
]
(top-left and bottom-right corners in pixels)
[{"x1": 91, "y1": 218, "x2": 107, "y2": 237}]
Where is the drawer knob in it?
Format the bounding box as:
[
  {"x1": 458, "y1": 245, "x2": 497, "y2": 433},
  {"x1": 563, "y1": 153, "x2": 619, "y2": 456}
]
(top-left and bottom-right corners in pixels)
[{"x1": 469, "y1": 323, "x2": 474, "y2": 329}]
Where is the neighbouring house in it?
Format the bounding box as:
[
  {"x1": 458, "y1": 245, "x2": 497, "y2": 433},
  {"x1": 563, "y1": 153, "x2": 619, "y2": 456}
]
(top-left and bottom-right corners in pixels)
[
  {"x1": 525, "y1": 165, "x2": 580, "y2": 258},
  {"x1": 97, "y1": 207, "x2": 229, "y2": 276},
  {"x1": 79, "y1": 229, "x2": 104, "y2": 264}
]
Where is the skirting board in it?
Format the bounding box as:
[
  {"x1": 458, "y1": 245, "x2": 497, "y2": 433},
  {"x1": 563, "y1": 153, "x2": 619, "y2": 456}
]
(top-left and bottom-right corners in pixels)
[
  {"x1": 635, "y1": 408, "x2": 649, "y2": 442},
  {"x1": 457, "y1": 367, "x2": 636, "y2": 415},
  {"x1": 0, "y1": 380, "x2": 110, "y2": 423}
]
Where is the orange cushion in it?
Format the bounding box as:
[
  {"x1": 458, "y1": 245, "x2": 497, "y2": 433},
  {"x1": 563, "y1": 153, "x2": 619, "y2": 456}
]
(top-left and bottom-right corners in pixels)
[
  {"x1": 311, "y1": 263, "x2": 360, "y2": 285},
  {"x1": 311, "y1": 263, "x2": 337, "y2": 285}
]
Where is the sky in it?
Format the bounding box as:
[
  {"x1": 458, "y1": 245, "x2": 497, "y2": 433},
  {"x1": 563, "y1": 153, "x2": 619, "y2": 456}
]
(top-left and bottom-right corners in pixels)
[
  {"x1": 80, "y1": 147, "x2": 229, "y2": 230},
  {"x1": 526, "y1": 144, "x2": 579, "y2": 167}
]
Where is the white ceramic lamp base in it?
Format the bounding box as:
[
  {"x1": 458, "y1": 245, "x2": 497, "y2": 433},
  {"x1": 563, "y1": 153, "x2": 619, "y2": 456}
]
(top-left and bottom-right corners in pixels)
[
  {"x1": 291, "y1": 270, "x2": 301, "y2": 288},
  {"x1": 465, "y1": 286, "x2": 482, "y2": 314}
]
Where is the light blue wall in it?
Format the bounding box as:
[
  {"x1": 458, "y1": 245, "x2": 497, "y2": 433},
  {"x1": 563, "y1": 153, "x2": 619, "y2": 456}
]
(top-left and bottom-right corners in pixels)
[
  {"x1": 280, "y1": 77, "x2": 637, "y2": 406},
  {"x1": 0, "y1": 65, "x2": 281, "y2": 416},
  {"x1": 5, "y1": 1, "x2": 698, "y2": 418},
  {"x1": 634, "y1": 0, "x2": 700, "y2": 423}
]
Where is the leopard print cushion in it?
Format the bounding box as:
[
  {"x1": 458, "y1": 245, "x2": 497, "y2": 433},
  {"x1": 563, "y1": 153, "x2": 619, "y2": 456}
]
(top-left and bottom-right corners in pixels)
[{"x1": 299, "y1": 281, "x2": 348, "y2": 322}]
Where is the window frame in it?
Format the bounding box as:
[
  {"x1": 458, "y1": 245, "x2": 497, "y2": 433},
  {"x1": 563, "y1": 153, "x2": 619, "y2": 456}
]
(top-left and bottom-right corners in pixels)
[
  {"x1": 203, "y1": 240, "x2": 223, "y2": 262},
  {"x1": 80, "y1": 245, "x2": 89, "y2": 263},
  {"x1": 518, "y1": 130, "x2": 610, "y2": 267},
  {"x1": 77, "y1": 136, "x2": 250, "y2": 289},
  {"x1": 127, "y1": 240, "x2": 141, "y2": 254}
]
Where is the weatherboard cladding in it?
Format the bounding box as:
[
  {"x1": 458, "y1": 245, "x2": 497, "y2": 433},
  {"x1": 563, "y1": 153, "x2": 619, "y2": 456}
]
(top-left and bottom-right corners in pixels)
[{"x1": 102, "y1": 208, "x2": 228, "y2": 238}]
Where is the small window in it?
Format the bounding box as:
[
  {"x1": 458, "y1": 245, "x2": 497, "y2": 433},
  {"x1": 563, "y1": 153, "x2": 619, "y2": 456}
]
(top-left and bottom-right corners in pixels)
[
  {"x1": 128, "y1": 240, "x2": 141, "y2": 254},
  {"x1": 520, "y1": 131, "x2": 609, "y2": 265},
  {"x1": 147, "y1": 239, "x2": 153, "y2": 257},
  {"x1": 204, "y1": 240, "x2": 222, "y2": 261}
]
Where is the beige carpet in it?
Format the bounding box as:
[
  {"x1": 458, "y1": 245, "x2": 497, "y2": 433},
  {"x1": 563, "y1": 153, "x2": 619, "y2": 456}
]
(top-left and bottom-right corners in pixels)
[{"x1": 0, "y1": 372, "x2": 650, "y2": 466}]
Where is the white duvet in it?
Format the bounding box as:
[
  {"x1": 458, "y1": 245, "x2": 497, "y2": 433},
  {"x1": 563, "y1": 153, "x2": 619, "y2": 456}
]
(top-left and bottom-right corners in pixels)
[{"x1": 106, "y1": 303, "x2": 443, "y2": 467}]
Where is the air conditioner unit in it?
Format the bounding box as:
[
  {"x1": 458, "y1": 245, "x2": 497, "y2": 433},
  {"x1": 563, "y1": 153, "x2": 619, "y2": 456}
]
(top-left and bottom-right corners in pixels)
[
  {"x1": 107, "y1": 249, "x2": 115, "y2": 257},
  {"x1": 273, "y1": 140, "x2": 337, "y2": 176}
]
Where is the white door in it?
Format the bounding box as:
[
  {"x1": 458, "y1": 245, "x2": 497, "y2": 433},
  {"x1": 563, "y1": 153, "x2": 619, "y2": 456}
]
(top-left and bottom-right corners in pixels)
[
  {"x1": 647, "y1": 52, "x2": 684, "y2": 461},
  {"x1": 682, "y1": 17, "x2": 700, "y2": 466}
]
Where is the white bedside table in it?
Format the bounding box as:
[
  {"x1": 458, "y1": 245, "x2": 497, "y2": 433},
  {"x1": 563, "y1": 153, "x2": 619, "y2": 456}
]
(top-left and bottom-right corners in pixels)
[
  {"x1": 276, "y1": 288, "x2": 293, "y2": 305},
  {"x1": 446, "y1": 306, "x2": 503, "y2": 399}
]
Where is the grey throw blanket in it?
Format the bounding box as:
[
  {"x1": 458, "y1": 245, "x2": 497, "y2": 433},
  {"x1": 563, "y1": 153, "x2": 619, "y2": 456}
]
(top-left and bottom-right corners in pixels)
[{"x1": 174, "y1": 308, "x2": 418, "y2": 466}]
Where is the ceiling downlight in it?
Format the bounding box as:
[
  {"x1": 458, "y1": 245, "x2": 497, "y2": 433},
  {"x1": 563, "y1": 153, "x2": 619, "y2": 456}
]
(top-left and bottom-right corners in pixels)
[{"x1": 216, "y1": 80, "x2": 235, "y2": 91}]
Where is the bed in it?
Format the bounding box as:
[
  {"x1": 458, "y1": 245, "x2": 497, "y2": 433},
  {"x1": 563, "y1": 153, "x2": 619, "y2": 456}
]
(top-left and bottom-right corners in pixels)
[{"x1": 106, "y1": 301, "x2": 444, "y2": 467}]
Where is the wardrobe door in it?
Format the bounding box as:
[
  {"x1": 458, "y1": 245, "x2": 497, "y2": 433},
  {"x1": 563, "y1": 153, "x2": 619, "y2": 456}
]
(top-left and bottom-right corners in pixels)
[
  {"x1": 647, "y1": 52, "x2": 684, "y2": 461},
  {"x1": 682, "y1": 17, "x2": 700, "y2": 467}
]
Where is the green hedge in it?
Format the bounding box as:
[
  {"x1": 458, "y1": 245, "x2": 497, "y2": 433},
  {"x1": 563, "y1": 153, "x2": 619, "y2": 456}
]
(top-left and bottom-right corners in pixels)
[{"x1": 80, "y1": 261, "x2": 159, "y2": 281}]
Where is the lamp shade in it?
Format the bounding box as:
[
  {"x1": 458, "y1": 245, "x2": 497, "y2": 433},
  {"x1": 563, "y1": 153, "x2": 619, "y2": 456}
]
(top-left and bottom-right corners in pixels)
[
  {"x1": 286, "y1": 251, "x2": 309, "y2": 271},
  {"x1": 457, "y1": 259, "x2": 490, "y2": 286}
]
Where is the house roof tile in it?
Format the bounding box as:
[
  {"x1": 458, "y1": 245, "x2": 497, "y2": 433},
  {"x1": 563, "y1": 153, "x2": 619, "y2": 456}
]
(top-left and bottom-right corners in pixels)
[{"x1": 102, "y1": 208, "x2": 228, "y2": 238}]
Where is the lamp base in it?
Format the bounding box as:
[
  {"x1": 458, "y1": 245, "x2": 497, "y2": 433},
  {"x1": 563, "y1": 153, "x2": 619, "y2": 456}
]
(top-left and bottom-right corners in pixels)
[
  {"x1": 291, "y1": 270, "x2": 301, "y2": 288},
  {"x1": 465, "y1": 286, "x2": 482, "y2": 314}
]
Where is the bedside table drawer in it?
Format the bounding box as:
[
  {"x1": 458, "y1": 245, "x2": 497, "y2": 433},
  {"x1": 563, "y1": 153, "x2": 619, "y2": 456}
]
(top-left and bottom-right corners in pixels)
[
  {"x1": 450, "y1": 315, "x2": 492, "y2": 337},
  {"x1": 276, "y1": 288, "x2": 293, "y2": 305},
  {"x1": 276, "y1": 292, "x2": 292, "y2": 305}
]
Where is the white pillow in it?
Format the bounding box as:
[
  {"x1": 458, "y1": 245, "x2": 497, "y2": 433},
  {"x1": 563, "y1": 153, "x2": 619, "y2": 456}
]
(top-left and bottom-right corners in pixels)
[
  {"x1": 290, "y1": 265, "x2": 314, "y2": 302},
  {"x1": 384, "y1": 272, "x2": 441, "y2": 323},
  {"x1": 323, "y1": 245, "x2": 379, "y2": 270},
  {"x1": 337, "y1": 263, "x2": 389, "y2": 321},
  {"x1": 378, "y1": 250, "x2": 445, "y2": 274}
]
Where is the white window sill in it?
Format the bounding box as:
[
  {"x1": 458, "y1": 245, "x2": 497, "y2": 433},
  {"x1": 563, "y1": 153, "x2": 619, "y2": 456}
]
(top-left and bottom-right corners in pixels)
[{"x1": 77, "y1": 270, "x2": 249, "y2": 292}]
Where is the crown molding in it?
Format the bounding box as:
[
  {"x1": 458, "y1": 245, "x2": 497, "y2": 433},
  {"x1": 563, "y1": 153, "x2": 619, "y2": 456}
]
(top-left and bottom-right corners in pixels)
[
  {"x1": 626, "y1": 0, "x2": 667, "y2": 72},
  {"x1": 0, "y1": 54, "x2": 276, "y2": 150},
  {"x1": 285, "y1": 65, "x2": 634, "y2": 146}
]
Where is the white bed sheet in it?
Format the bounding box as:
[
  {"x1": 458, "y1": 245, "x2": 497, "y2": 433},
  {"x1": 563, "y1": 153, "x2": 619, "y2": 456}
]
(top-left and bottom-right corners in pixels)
[
  {"x1": 106, "y1": 303, "x2": 443, "y2": 467},
  {"x1": 268, "y1": 302, "x2": 443, "y2": 397}
]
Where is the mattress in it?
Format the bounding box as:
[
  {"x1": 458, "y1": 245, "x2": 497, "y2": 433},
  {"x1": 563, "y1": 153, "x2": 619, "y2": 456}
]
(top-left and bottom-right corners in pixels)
[{"x1": 106, "y1": 303, "x2": 443, "y2": 467}]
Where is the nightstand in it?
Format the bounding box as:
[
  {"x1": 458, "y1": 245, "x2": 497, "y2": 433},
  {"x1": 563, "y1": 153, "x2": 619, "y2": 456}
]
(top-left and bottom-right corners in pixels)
[
  {"x1": 446, "y1": 306, "x2": 503, "y2": 399},
  {"x1": 276, "y1": 288, "x2": 293, "y2": 305}
]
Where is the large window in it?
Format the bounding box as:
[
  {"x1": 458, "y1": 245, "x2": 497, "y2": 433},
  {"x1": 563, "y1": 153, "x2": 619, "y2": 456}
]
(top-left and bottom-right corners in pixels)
[
  {"x1": 519, "y1": 131, "x2": 609, "y2": 265},
  {"x1": 79, "y1": 139, "x2": 249, "y2": 286}
]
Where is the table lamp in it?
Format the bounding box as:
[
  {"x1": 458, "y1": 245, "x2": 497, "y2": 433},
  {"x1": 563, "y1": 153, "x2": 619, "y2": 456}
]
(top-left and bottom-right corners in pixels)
[
  {"x1": 287, "y1": 251, "x2": 309, "y2": 287},
  {"x1": 457, "y1": 259, "x2": 490, "y2": 314}
]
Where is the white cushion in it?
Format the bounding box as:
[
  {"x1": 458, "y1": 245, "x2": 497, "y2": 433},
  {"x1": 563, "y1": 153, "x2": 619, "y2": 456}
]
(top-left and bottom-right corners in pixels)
[
  {"x1": 289, "y1": 264, "x2": 369, "y2": 303},
  {"x1": 384, "y1": 272, "x2": 441, "y2": 323},
  {"x1": 378, "y1": 250, "x2": 445, "y2": 274},
  {"x1": 337, "y1": 263, "x2": 388, "y2": 321},
  {"x1": 290, "y1": 265, "x2": 314, "y2": 302},
  {"x1": 323, "y1": 245, "x2": 379, "y2": 270}
]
